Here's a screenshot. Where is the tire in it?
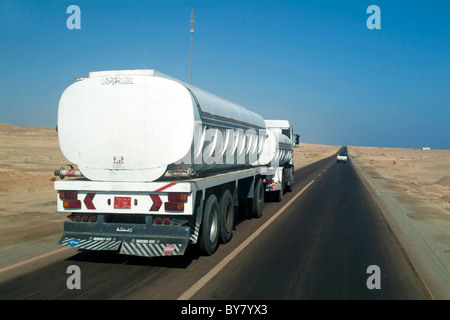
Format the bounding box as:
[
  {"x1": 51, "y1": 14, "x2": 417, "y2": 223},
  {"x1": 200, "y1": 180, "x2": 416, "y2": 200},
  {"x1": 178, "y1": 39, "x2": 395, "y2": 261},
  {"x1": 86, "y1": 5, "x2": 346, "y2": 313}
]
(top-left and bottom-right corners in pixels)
[
  {"x1": 199, "y1": 194, "x2": 220, "y2": 256},
  {"x1": 219, "y1": 190, "x2": 234, "y2": 244},
  {"x1": 274, "y1": 188, "x2": 283, "y2": 202},
  {"x1": 286, "y1": 183, "x2": 293, "y2": 192},
  {"x1": 264, "y1": 191, "x2": 271, "y2": 202},
  {"x1": 286, "y1": 168, "x2": 294, "y2": 192},
  {"x1": 252, "y1": 179, "x2": 264, "y2": 218}
]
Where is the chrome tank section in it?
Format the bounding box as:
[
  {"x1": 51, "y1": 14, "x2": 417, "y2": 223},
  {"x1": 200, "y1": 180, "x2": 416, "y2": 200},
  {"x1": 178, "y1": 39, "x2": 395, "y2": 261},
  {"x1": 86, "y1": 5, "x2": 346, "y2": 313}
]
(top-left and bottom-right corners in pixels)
[{"x1": 258, "y1": 120, "x2": 293, "y2": 167}]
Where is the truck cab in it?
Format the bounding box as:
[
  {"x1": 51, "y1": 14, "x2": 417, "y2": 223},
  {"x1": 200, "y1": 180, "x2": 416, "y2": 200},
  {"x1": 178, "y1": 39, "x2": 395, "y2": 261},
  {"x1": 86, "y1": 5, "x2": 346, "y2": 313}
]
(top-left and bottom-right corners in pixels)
[{"x1": 262, "y1": 120, "x2": 295, "y2": 201}]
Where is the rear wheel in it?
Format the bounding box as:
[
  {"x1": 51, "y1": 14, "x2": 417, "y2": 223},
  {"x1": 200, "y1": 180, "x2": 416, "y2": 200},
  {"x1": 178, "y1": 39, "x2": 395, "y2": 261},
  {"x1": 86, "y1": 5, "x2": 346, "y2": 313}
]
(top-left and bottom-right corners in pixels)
[
  {"x1": 252, "y1": 179, "x2": 264, "y2": 218},
  {"x1": 286, "y1": 183, "x2": 293, "y2": 192},
  {"x1": 199, "y1": 194, "x2": 220, "y2": 255},
  {"x1": 274, "y1": 188, "x2": 283, "y2": 202},
  {"x1": 219, "y1": 190, "x2": 234, "y2": 244},
  {"x1": 286, "y1": 168, "x2": 294, "y2": 192}
]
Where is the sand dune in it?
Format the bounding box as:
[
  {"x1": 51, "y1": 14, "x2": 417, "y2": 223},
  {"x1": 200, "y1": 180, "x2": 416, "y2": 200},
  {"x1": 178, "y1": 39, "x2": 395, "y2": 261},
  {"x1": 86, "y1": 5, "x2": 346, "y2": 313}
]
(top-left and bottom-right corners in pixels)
[
  {"x1": 0, "y1": 124, "x2": 71, "y2": 268},
  {"x1": 293, "y1": 143, "x2": 341, "y2": 168},
  {"x1": 349, "y1": 146, "x2": 450, "y2": 215}
]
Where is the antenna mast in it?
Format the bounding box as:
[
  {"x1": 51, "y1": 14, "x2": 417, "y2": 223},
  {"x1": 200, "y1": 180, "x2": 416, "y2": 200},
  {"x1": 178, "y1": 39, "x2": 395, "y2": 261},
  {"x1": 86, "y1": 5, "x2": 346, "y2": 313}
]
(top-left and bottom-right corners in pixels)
[{"x1": 190, "y1": 9, "x2": 194, "y2": 84}]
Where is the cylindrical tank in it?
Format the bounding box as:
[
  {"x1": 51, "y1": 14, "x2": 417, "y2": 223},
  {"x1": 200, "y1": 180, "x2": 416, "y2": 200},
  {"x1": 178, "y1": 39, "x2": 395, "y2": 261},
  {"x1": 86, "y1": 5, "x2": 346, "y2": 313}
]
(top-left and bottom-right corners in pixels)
[
  {"x1": 57, "y1": 70, "x2": 269, "y2": 182},
  {"x1": 258, "y1": 122, "x2": 293, "y2": 167}
]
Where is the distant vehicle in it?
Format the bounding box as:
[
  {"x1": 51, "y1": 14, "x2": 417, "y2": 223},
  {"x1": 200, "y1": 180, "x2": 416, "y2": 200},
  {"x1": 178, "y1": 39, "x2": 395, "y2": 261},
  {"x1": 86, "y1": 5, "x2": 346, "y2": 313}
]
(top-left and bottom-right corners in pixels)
[
  {"x1": 337, "y1": 151, "x2": 348, "y2": 163},
  {"x1": 293, "y1": 134, "x2": 300, "y2": 147},
  {"x1": 422, "y1": 147, "x2": 431, "y2": 151}
]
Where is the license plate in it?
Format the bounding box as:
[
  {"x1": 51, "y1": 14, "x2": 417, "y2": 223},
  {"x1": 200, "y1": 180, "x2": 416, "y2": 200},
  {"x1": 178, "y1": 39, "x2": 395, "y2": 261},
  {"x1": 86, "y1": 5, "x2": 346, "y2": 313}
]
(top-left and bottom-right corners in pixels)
[{"x1": 114, "y1": 196, "x2": 131, "y2": 209}]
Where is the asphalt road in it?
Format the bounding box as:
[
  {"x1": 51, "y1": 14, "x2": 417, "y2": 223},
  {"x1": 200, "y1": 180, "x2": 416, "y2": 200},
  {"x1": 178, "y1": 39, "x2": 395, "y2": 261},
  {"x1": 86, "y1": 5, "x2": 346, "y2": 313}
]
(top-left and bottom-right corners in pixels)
[{"x1": 0, "y1": 149, "x2": 431, "y2": 300}]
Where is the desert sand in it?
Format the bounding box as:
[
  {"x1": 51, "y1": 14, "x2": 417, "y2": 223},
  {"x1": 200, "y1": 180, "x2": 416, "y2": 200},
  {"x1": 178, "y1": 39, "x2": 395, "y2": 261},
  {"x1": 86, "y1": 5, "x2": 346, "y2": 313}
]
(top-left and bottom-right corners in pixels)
[
  {"x1": 1, "y1": 124, "x2": 448, "y2": 296},
  {"x1": 349, "y1": 146, "x2": 450, "y2": 215},
  {"x1": 349, "y1": 146, "x2": 450, "y2": 298},
  {"x1": 293, "y1": 143, "x2": 341, "y2": 169},
  {"x1": 0, "y1": 124, "x2": 70, "y2": 269}
]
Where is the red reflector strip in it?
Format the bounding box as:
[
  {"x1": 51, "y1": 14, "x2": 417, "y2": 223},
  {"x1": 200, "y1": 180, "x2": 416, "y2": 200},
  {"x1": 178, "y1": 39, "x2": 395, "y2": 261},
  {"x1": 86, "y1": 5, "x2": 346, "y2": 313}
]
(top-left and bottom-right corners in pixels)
[
  {"x1": 84, "y1": 193, "x2": 96, "y2": 210},
  {"x1": 165, "y1": 202, "x2": 184, "y2": 211},
  {"x1": 155, "y1": 182, "x2": 177, "y2": 192},
  {"x1": 84, "y1": 193, "x2": 95, "y2": 210},
  {"x1": 168, "y1": 193, "x2": 188, "y2": 202},
  {"x1": 150, "y1": 194, "x2": 162, "y2": 211},
  {"x1": 63, "y1": 200, "x2": 81, "y2": 209}
]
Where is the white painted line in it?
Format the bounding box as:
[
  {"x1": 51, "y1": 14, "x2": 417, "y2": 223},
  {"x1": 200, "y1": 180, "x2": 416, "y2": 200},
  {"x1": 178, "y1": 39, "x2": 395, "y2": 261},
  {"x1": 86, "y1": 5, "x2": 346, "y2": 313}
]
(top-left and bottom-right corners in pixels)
[
  {"x1": 177, "y1": 179, "x2": 316, "y2": 300},
  {"x1": 0, "y1": 247, "x2": 72, "y2": 274}
]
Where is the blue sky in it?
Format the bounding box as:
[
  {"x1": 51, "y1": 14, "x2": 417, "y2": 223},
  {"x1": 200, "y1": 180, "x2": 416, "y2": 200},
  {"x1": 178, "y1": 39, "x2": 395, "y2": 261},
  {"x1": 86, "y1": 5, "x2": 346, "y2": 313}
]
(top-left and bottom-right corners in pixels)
[{"x1": 0, "y1": 0, "x2": 449, "y2": 149}]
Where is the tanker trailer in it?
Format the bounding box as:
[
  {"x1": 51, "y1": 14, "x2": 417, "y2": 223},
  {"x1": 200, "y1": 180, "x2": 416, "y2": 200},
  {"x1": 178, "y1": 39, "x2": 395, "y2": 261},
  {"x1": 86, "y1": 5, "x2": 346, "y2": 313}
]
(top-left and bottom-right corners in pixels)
[
  {"x1": 54, "y1": 69, "x2": 291, "y2": 257},
  {"x1": 57, "y1": 69, "x2": 268, "y2": 182}
]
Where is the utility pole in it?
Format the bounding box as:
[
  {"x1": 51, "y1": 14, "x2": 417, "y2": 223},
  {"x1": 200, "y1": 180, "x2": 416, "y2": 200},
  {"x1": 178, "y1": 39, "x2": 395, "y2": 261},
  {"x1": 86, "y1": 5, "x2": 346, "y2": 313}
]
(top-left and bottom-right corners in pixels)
[{"x1": 190, "y1": 9, "x2": 194, "y2": 84}]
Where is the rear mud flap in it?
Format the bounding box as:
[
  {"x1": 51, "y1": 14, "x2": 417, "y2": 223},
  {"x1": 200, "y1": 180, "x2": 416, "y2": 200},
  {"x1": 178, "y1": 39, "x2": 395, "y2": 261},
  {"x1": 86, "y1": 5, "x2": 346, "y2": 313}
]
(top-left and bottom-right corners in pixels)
[
  {"x1": 59, "y1": 236, "x2": 121, "y2": 251},
  {"x1": 59, "y1": 234, "x2": 189, "y2": 257},
  {"x1": 120, "y1": 240, "x2": 186, "y2": 257}
]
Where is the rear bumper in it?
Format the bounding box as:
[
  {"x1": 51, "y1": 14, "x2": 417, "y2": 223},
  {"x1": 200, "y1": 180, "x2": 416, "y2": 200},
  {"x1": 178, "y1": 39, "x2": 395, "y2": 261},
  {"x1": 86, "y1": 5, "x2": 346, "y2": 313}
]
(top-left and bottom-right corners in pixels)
[{"x1": 59, "y1": 220, "x2": 190, "y2": 257}]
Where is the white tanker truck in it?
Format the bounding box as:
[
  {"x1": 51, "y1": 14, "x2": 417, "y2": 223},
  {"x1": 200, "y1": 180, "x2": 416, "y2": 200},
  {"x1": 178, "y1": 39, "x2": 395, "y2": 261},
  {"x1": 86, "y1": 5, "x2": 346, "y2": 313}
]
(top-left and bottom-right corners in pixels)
[{"x1": 54, "y1": 70, "x2": 294, "y2": 257}]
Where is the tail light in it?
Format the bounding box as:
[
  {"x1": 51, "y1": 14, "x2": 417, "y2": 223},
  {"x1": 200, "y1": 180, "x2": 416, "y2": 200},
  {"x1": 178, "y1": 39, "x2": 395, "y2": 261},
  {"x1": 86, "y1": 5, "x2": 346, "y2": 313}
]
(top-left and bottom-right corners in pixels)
[
  {"x1": 63, "y1": 200, "x2": 81, "y2": 209},
  {"x1": 168, "y1": 193, "x2": 188, "y2": 202},
  {"x1": 164, "y1": 193, "x2": 187, "y2": 212},
  {"x1": 60, "y1": 190, "x2": 81, "y2": 209},
  {"x1": 263, "y1": 179, "x2": 274, "y2": 183},
  {"x1": 153, "y1": 217, "x2": 173, "y2": 225},
  {"x1": 60, "y1": 191, "x2": 78, "y2": 199},
  {"x1": 67, "y1": 214, "x2": 97, "y2": 222},
  {"x1": 164, "y1": 202, "x2": 184, "y2": 211}
]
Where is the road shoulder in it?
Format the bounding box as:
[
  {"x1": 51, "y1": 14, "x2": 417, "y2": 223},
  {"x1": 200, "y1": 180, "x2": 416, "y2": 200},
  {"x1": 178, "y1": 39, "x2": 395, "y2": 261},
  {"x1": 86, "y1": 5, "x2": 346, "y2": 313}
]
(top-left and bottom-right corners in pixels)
[{"x1": 349, "y1": 149, "x2": 450, "y2": 299}]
